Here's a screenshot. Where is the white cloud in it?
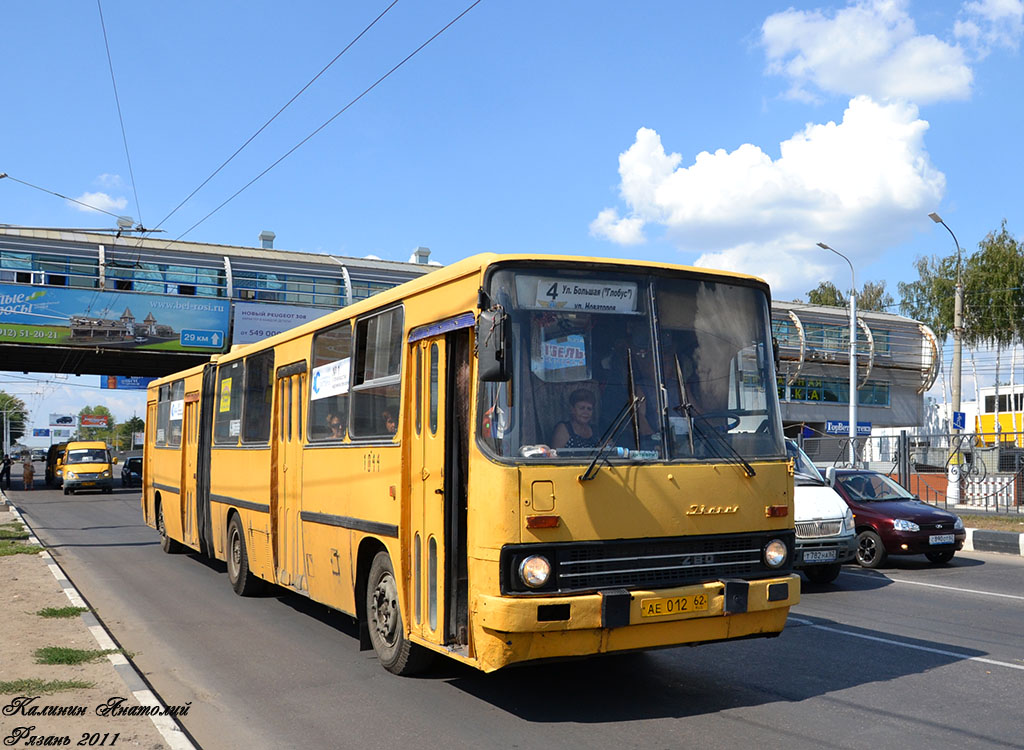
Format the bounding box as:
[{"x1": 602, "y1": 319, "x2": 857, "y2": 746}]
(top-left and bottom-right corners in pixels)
[
  {"x1": 95, "y1": 173, "x2": 123, "y2": 188},
  {"x1": 591, "y1": 97, "x2": 945, "y2": 298},
  {"x1": 762, "y1": 0, "x2": 973, "y2": 104},
  {"x1": 955, "y1": 0, "x2": 1024, "y2": 56},
  {"x1": 69, "y1": 191, "x2": 127, "y2": 214}
]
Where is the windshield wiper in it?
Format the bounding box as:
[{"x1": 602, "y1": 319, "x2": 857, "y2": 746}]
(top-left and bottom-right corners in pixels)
[
  {"x1": 579, "y1": 394, "x2": 642, "y2": 482},
  {"x1": 672, "y1": 400, "x2": 756, "y2": 478},
  {"x1": 674, "y1": 355, "x2": 695, "y2": 456}
]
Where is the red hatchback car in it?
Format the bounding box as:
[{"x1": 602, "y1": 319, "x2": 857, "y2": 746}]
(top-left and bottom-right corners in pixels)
[{"x1": 826, "y1": 469, "x2": 966, "y2": 568}]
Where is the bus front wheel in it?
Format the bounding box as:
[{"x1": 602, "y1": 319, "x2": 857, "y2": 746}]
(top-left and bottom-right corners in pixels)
[
  {"x1": 366, "y1": 551, "x2": 433, "y2": 676},
  {"x1": 227, "y1": 515, "x2": 265, "y2": 596}
]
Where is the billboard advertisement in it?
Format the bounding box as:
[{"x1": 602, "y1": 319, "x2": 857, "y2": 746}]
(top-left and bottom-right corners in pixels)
[
  {"x1": 0, "y1": 284, "x2": 230, "y2": 353},
  {"x1": 49, "y1": 413, "x2": 76, "y2": 426},
  {"x1": 80, "y1": 415, "x2": 109, "y2": 427},
  {"x1": 52, "y1": 428, "x2": 73, "y2": 438},
  {"x1": 232, "y1": 302, "x2": 332, "y2": 345},
  {"x1": 100, "y1": 376, "x2": 157, "y2": 390},
  {"x1": 32, "y1": 428, "x2": 50, "y2": 437}
]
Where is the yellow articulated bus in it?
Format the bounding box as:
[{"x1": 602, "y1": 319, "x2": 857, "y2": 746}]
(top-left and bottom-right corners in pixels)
[{"x1": 143, "y1": 253, "x2": 799, "y2": 674}]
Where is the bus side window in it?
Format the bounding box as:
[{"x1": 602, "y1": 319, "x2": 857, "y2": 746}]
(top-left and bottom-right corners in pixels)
[
  {"x1": 309, "y1": 322, "x2": 352, "y2": 441},
  {"x1": 351, "y1": 307, "x2": 403, "y2": 439}
]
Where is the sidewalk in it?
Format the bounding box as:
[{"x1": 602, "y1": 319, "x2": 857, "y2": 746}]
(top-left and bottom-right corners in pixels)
[{"x1": 0, "y1": 492, "x2": 193, "y2": 749}]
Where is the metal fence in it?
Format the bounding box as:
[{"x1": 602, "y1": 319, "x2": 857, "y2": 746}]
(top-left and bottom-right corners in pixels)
[{"x1": 799, "y1": 430, "x2": 1024, "y2": 514}]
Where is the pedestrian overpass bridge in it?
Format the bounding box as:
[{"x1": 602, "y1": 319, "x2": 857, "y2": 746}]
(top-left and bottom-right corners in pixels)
[{"x1": 0, "y1": 226, "x2": 433, "y2": 377}]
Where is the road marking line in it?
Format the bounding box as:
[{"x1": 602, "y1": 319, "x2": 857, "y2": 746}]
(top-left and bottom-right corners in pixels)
[
  {"x1": 842, "y1": 570, "x2": 1024, "y2": 601},
  {"x1": 788, "y1": 616, "x2": 1024, "y2": 671}
]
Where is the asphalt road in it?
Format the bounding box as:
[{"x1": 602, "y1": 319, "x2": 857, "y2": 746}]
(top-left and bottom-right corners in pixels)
[{"x1": 11, "y1": 484, "x2": 1024, "y2": 750}]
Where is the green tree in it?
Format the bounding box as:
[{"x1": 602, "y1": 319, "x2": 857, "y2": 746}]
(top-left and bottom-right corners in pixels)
[
  {"x1": 77, "y1": 406, "x2": 116, "y2": 444},
  {"x1": 898, "y1": 253, "x2": 958, "y2": 339},
  {"x1": 806, "y1": 281, "x2": 844, "y2": 307},
  {"x1": 0, "y1": 392, "x2": 29, "y2": 445},
  {"x1": 858, "y1": 280, "x2": 895, "y2": 313},
  {"x1": 116, "y1": 416, "x2": 145, "y2": 451}
]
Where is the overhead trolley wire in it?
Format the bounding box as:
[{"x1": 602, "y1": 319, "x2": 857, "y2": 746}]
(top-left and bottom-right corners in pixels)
[
  {"x1": 170, "y1": 0, "x2": 484, "y2": 244},
  {"x1": 96, "y1": 0, "x2": 143, "y2": 228},
  {"x1": 0, "y1": 173, "x2": 125, "y2": 220},
  {"x1": 148, "y1": 0, "x2": 402, "y2": 236}
]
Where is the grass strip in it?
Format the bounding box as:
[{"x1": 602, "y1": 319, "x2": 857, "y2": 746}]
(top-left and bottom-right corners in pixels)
[
  {"x1": 0, "y1": 677, "x2": 95, "y2": 694},
  {"x1": 34, "y1": 646, "x2": 118, "y2": 666},
  {"x1": 961, "y1": 514, "x2": 1024, "y2": 532},
  {"x1": 0, "y1": 527, "x2": 30, "y2": 540},
  {"x1": 37, "y1": 606, "x2": 89, "y2": 619},
  {"x1": 0, "y1": 539, "x2": 43, "y2": 556}
]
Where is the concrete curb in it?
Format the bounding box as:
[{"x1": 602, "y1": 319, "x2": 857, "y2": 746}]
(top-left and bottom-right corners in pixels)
[
  {"x1": 3, "y1": 494, "x2": 198, "y2": 750},
  {"x1": 964, "y1": 527, "x2": 1024, "y2": 557}
]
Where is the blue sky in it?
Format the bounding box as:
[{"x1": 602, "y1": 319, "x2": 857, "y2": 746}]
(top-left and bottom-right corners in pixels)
[{"x1": 2, "y1": 0, "x2": 1022, "y2": 438}]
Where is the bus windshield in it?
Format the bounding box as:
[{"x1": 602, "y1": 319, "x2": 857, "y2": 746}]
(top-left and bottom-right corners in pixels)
[{"x1": 478, "y1": 267, "x2": 785, "y2": 463}]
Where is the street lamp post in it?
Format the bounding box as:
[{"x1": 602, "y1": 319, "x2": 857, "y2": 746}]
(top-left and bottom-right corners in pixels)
[
  {"x1": 929, "y1": 212, "x2": 963, "y2": 504},
  {"x1": 818, "y1": 242, "x2": 858, "y2": 467}
]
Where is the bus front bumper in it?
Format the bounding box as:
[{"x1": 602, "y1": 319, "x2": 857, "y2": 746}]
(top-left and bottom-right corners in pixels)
[{"x1": 470, "y1": 574, "x2": 800, "y2": 670}]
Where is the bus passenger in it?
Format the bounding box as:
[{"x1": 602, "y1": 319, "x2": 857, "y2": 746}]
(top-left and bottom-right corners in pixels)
[
  {"x1": 551, "y1": 389, "x2": 599, "y2": 449},
  {"x1": 327, "y1": 411, "x2": 343, "y2": 438},
  {"x1": 382, "y1": 410, "x2": 397, "y2": 435}
]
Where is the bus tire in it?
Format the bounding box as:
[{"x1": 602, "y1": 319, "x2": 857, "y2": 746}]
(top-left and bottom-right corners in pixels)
[
  {"x1": 157, "y1": 501, "x2": 183, "y2": 554},
  {"x1": 227, "y1": 514, "x2": 265, "y2": 596},
  {"x1": 366, "y1": 551, "x2": 433, "y2": 676}
]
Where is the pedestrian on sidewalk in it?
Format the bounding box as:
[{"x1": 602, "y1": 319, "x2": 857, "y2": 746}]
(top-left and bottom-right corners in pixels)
[
  {"x1": 22, "y1": 455, "x2": 35, "y2": 490},
  {"x1": 0, "y1": 454, "x2": 11, "y2": 489}
]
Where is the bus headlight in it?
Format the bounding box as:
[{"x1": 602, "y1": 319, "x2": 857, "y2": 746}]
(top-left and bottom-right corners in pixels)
[
  {"x1": 519, "y1": 555, "x2": 552, "y2": 588},
  {"x1": 66, "y1": 471, "x2": 77, "y2": 480},
  {"x1": 101, "y1": 470, "x2": 111, "y2": 478},
  {"x1": 764, "y1": 539, "x2": 787, "y2": 568}
]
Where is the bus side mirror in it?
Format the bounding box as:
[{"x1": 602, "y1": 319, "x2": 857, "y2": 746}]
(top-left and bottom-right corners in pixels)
[
  {"x1": 477, "y1": 308, "x2": 511, "y2": 382},
  {"x1": 772, "y1": 336, "x2": 780, "y2": 370}
]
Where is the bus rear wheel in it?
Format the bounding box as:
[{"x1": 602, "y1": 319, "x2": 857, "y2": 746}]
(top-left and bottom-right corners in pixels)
[
  {"x1": 366, "y1": 551, "x2": 433, "y2": 676},
  {"x1": 157, "y1": 502, "x2": 183, "y2": 554},
  {"x1": 227, "y1": 515, "x2": 265, "y2": 596}
]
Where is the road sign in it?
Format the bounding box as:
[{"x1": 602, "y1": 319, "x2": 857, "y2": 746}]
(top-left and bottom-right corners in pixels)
[
  {"x1": 952, "y1": 411, "x2": 966, "y2": 430},
  {"x1": 180, "y1": 329, "x2": 224, "y2": 348},
  {"x1": 824, "y1": 420, "x2": 871, "y2": 436}
]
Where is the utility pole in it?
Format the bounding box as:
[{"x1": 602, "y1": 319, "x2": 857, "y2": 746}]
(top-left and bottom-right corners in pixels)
[
  {"x1": 818, "y1": 243, "x2": 858, "y2": 467},
  {"x1": 930, "y1": 212, "x2": 963, "y2": 504}
]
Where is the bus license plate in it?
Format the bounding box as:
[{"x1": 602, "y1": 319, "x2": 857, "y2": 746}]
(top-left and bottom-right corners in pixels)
[
  {"x1": 930, "y1": 534, "x2": 954, "y2": 545},
  {"x1": 804, "y1": 550, "x2": 837, "y2": 563},
  {"x1": 640, "y1": 593, "x2": 708, "y2": 618}
]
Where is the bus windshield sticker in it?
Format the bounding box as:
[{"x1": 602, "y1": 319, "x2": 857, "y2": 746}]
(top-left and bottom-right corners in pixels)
[
  {"x1": 310, "y1": 357, "x2": 350, "y2": 401},
  {"x1": 170, "y1": 399, "x2": 185, "y2": 421},
  {"x1": 156, "y1": 428, "x2": 165, "y2": 443},
  {"x1": 519, "y1": 276, "x2": 638, "y2": 313},
  {"x1": 219, "y1": 378, "x2": 232, "y2": 412},
  {"x1": 229, "y1": 419, "x2": 241, "y2": 437},
  {"x1": 533, "y1": 333, "x2": 587, "y2": 373}
]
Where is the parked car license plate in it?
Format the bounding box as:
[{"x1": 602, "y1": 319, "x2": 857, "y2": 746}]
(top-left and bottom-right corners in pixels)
[
  {"x1": 803, "y1": 549, "x2": 837, "y2": 563},
  {"x1": 930, "y1": 534, "x2": 955, "y2": 545},
  {"x1": 640, "y1": 593, "x2": 709, "y2": 618}
]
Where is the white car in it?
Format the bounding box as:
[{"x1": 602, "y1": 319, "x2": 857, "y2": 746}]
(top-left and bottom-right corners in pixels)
[{"x1": 786, "y1": 439, "x2": 857, "y2": 584}]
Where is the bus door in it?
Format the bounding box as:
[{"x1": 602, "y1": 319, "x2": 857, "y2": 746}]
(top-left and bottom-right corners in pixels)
[
  {"x1": 274, "y1": 364, "x2": 308, "y2": 593},
  {"x1": 180, "y1": 394, "x2": 200, "y2": 548},
  {"x1": 409, "y1": 328, "x2": 470, "y2": 648}
]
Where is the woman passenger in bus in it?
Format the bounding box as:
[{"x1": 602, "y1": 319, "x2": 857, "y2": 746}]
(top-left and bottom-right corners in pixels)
[
  {"x1": 551, "y1": 389, "x2": 599, "y2": 450},
  {"x1": 327, "y1": 411, "x2": 344, "y2": 439}
]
